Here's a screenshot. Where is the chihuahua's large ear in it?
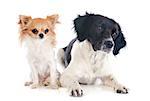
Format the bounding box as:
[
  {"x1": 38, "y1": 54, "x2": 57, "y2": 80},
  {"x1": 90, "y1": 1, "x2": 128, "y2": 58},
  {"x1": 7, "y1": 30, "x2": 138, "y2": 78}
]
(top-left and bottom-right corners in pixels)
[
  {"x1": 18, "y1": 15, "x2": 32, "y2": 27},
  {"x1": 47, "y1": 14, "x2": 59, "y2": 26},
  {"x1": 113, "y1": 23, "x2": 126, "y2": 55}
]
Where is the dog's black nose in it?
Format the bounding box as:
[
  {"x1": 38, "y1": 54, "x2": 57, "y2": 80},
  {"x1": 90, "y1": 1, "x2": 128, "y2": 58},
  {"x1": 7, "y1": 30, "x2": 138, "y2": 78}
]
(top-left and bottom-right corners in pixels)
[
  {"x1": 39, "y1": 33, "x2": 44, "y2": 39},
  {"x1": 104, "y1": 41, "x2": 113, "y2": 48}
]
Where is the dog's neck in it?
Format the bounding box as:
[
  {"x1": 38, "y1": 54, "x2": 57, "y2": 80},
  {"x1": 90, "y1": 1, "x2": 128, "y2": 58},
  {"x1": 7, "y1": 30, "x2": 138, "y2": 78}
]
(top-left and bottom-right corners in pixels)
[
  {"x1": 78, "y1": 40, "x2": 108, "y2": 57},
  {"x1": 76, "y1": 40, "x2": 109, "y2": 67},
  {"x1": 24, "y1": 36, "x2": 54, "y2": 56}
]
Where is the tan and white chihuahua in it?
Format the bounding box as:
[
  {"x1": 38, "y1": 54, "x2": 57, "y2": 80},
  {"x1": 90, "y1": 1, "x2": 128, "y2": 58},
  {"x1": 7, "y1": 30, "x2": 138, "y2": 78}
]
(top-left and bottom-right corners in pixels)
[{"x1": 18, "y1": 14, "x2": 60, "y2": 89}]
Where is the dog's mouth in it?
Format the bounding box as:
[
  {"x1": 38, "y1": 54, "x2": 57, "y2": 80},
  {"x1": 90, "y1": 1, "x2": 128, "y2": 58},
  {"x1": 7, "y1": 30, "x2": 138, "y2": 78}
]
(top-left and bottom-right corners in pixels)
[
  {"x1": 92, "y1": 44, "x2": 112, "y2": 53},
  {"x1": 102, "y1": 48, "x2": 112, "y2": 53},
  {"x1": 101, "y1": 44, "x2": 113, "y2": 53}
]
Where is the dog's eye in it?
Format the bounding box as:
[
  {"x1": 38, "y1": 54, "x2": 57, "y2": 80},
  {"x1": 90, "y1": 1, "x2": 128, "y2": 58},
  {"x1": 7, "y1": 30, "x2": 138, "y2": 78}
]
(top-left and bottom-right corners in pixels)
[
  {"x1": 32, "y1": 28, "x2": 38, "y2": 34},
  {"x1": 44, "y1": 29, "x2": 49, "y2": 34}
]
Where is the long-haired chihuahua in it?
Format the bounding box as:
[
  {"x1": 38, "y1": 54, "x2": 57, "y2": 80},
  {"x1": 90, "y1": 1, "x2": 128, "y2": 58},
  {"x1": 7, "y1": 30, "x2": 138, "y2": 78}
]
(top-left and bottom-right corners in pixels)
[{"x1": 18, "y1": 14, "x2": 60, "y2": 89}]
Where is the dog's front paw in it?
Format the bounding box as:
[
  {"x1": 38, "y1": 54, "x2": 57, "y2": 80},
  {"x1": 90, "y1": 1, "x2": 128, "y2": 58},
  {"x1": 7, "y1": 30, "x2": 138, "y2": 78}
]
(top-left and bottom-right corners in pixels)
[
  {"x1": 50, "y1": 83, "x2": 59, "y2": 89},
  {"x1": 31, "y1": 83, "x2": 39, "y2": 89},
  {"x1": 114, "y1": 85, "x2": 128, "y2": 94},
  {"x1": 70, "y1": 85, "x2": 83, "y2": 97},
  {"x1": 49, "y1": 79, "x2": 60, "y2": 89},
  {"x1": 24, "y1": 81, "x2": 33, "y2": 86}
]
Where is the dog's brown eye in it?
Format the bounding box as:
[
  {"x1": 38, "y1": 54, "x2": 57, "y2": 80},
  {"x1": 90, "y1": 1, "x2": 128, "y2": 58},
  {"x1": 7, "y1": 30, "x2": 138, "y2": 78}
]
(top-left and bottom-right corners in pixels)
[
  {"x1": 44, "y1": 29, "x2": 49, "y2": 34},
  {"x1": 32, "y1": 28, "x2": 38, "y2": 34}
]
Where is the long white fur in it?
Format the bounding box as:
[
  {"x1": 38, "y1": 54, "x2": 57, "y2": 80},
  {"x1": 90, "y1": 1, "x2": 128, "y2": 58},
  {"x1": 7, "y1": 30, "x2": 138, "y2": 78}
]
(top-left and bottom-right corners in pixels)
[{"x1": 25, "y1": 36, "x2": 59, "y2": 88}]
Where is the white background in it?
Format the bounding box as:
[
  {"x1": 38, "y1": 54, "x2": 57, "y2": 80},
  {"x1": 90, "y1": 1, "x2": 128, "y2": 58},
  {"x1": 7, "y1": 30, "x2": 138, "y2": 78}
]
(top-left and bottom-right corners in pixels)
[{"x1": 0, "y1": 0, "x2": 150, "y2": 101}]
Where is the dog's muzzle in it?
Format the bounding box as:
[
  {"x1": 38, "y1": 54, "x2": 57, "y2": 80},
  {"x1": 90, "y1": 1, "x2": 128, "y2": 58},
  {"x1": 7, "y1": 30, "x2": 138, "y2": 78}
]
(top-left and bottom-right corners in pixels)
[
  {"x1": 104, "y1": 41, "x2": 113, "y2": 48},
  {"x1": 39, "y1": 33, "x2": 44, "y2": 39}
]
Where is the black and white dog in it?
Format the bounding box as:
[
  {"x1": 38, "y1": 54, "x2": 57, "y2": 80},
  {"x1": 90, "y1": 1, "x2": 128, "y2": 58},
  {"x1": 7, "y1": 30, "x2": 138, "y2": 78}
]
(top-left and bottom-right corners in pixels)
[{"x1": 57, "y1": 13, "x2": 128, "y2": 97}]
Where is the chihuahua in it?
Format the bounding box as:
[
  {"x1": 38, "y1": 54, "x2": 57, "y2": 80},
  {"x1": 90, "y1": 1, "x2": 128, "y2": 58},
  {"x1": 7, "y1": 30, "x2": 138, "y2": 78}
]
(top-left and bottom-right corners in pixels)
[{"x1": 18, "y1": 14, "x2": 60, "y2": 89}]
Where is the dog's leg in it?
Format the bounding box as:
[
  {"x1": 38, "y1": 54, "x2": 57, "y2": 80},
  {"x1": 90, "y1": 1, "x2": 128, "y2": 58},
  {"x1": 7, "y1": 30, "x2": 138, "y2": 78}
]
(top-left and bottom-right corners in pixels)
[
  {"x1": 60, "y1": 40, "x2": 88, "y2": 97},
  {"x1": 24, "y1": 81, "x2": 33, "y2": 86},
  {"x1": 24, "y1": 73, "x2": 33, "y2": 86},
  {"x1": 94, "y1": 55, "x2": 128, "y2": 94},
  {"x1": 60, "y1": 73, "x2": 83, "y2": 97},
  {"x1": 48, "y1": 60, "x2": 59, "y2": 89},
  {"x1": 29, "y1": 62, "x2": 39, "y2": 89},
  {"x1": 101, "y1": 75, "x2": 128, "y2": 94}
]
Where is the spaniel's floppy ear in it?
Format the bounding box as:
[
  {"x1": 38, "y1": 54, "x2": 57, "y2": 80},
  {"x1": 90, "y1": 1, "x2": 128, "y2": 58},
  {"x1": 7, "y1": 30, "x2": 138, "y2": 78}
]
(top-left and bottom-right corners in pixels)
[
  {"x1": 18, "y1": 15, "x2": 32, "y2": 27},
  {"x1": 74, "y1": 16, "x2": 87, "y2": 41},
  {"x1": 47, "y1": 14, "x2": 60, "y2": 27},
  {"x1": 113, "y1": 23, "x2": 126, "y2": 55}
]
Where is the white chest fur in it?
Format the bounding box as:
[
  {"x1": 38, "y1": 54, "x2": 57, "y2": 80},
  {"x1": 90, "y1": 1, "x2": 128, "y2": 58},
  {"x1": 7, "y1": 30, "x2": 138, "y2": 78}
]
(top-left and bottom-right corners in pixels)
[
  {"x1": 25, "y1": 38, "x2": 55, "y2": 76},
  {"x1": 65, "y1": 40, "x2": 112, "y2": 84}
]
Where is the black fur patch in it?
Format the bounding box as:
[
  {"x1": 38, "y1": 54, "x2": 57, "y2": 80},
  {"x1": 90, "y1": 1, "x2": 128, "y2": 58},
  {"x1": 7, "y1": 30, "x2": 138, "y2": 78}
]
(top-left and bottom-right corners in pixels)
[
  {"x1": 63, "y1": 38, "x2": 77, "y2": 67},
  {"x1": 113, "y1": 31, "x2": 126, "y2": 55}
]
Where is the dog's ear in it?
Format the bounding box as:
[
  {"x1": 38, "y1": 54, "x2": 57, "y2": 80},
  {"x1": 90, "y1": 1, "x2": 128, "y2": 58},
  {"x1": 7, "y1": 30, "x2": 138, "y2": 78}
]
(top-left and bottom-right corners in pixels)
[
  {"x1": 47, "y1": 14, "x2": 60, "y2": 27},
  {"x1": 74, "y1": 16, "x2": 87, "y2": 41},
  {"x1": 113, "y1": 23, "x2": 126, "y2": 55},
  {"x1": 18, "y1": 15, "x2": 32, "y2": 27}
]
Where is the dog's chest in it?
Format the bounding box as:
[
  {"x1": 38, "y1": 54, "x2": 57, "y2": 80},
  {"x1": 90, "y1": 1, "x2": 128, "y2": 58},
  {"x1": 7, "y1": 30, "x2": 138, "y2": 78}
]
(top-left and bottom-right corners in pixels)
[
  {"x1": 32, "y1": 44, "x2": 50, "y2": 58},
  {"x1": 79, "y1": 40, "x2": 107, "y2": 72},
  {"x1": 26, "y1": 39, "x2": 54, "y2": 72},
  {"x1": 76, "y1": 40, "x2": 108, "y2": 83},
  {"x1": 89, "y1": 51, "x2": 107, "y2": 72},
  {"x1": 28, "y1": 41, "x2": 52, "y2": 59}
]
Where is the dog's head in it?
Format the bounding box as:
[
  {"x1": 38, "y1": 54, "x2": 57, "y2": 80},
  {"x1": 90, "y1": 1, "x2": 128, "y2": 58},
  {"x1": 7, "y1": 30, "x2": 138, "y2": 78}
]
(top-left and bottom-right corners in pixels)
[
  {"x1": 74, "y1": 12, "x2": 126, "y2": 55},
  {"x1": 18, "y1": 14, "x2": 59, "y2": 44}
]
